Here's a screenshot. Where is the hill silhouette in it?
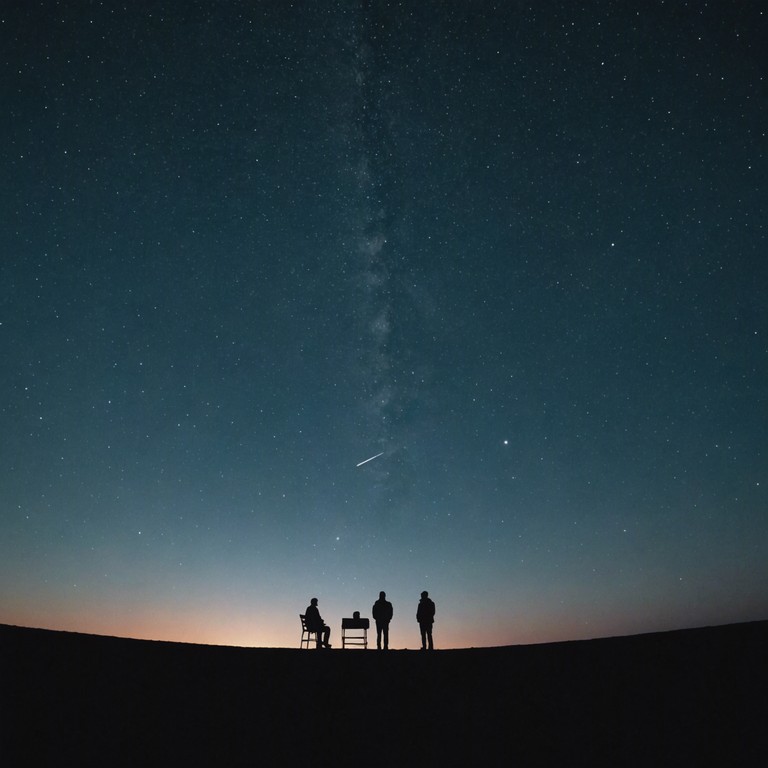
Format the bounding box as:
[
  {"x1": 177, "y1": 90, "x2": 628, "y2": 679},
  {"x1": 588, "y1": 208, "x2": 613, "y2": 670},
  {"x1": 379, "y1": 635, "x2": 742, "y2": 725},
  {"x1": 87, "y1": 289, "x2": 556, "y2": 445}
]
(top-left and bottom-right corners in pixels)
[{"x1": 3, "y1": 621, "x2": 767, "y2": 766}]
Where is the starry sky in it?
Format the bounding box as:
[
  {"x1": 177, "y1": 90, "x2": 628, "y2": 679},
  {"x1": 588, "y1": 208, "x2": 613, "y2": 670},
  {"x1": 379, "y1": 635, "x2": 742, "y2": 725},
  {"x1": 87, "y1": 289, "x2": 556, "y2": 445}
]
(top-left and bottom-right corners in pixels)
[{"x1": 1, "y1": 1, "x2": 766, "y2": 650}]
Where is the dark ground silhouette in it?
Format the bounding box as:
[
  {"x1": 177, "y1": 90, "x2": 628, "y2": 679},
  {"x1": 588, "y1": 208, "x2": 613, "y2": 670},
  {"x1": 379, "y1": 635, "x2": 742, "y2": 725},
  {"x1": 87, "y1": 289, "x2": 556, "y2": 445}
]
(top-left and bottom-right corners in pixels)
[{"x1": 3, "y1": 621, "x2": 767, "y2": 766}]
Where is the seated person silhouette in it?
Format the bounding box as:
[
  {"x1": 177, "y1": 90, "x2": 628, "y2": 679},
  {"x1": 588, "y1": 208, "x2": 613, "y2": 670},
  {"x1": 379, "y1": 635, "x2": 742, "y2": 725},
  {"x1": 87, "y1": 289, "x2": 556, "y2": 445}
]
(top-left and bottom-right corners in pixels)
[{"x1": 305, "y1": 597, "x2": 331, "y2": 649}]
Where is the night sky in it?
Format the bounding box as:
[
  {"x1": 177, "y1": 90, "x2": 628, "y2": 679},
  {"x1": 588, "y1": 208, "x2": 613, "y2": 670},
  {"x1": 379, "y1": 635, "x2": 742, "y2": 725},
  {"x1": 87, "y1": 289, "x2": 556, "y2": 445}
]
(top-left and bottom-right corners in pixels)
[{"x1": 1, "y1": 1, "x2": 766, "y2": 650}]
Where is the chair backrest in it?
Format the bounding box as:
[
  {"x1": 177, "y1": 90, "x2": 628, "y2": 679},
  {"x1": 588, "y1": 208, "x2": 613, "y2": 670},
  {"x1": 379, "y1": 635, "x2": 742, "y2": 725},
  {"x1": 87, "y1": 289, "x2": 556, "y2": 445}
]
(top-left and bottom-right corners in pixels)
[{"x1": 300, "y1": 614, "x2": 308, "y2": 631}]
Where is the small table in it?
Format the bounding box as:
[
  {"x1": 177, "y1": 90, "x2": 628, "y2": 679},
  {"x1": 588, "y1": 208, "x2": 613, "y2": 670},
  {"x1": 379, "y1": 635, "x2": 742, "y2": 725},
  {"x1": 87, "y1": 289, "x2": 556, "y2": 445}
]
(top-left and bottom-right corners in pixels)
[{"x1": 341, "y1": 617, "x2": 370, "y2": 649}]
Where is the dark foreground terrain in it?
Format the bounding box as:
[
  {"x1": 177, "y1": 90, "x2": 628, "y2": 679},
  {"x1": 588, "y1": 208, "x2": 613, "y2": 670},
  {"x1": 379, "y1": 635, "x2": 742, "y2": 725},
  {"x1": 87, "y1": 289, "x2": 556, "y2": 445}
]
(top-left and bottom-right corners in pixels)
[{"x1": 3, "y1": 621, "x2": 767, "y2": 766}]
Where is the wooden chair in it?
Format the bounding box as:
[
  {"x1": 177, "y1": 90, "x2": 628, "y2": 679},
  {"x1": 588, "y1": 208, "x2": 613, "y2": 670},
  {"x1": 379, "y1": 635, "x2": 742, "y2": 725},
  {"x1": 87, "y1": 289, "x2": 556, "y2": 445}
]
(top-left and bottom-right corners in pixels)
[
  {"x1": 300, "y1": 614, "x2": 318, "y2": 649},
  {"x1": 341, "y1": 616, "x2": 369, "y2": 649}
]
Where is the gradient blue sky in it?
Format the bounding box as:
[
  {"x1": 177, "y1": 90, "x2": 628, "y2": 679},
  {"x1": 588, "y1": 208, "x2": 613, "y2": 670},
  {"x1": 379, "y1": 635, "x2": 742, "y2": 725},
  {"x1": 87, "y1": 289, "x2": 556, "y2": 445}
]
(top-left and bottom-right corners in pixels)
[{"x1": 1, "y1": 0, "x2": 766, "y2": 649}]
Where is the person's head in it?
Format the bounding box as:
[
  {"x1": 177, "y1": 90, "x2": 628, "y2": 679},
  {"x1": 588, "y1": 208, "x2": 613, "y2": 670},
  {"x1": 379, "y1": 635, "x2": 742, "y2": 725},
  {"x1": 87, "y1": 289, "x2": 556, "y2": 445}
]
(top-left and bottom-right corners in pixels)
[
  {"x1": 353, "y1": 610, "x2": 360, "y2": 619},
  {"x1": 310, "y1": 597, "x2": 318, "y2": 606},
  {"x1": 421, "y1": 591, "x2": 428, "y2": 598},
  {"x1": 379, "y1": 591, "x2": 386, "y2": 599}
]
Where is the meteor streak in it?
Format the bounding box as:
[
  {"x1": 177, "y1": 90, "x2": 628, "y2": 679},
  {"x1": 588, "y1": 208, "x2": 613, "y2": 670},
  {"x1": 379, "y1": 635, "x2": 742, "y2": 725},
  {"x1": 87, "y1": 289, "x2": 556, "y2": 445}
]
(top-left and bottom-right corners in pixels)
[{"x1": 356, "y1": 451, "x2": 384, "y2": 467}]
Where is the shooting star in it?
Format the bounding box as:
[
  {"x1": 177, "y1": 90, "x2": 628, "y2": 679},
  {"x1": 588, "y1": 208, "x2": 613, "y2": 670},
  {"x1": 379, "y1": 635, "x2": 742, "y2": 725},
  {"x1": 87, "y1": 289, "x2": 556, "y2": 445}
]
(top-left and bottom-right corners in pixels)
[{"x1": 356, "y1": 451, "x2": 384, "y2": 468}]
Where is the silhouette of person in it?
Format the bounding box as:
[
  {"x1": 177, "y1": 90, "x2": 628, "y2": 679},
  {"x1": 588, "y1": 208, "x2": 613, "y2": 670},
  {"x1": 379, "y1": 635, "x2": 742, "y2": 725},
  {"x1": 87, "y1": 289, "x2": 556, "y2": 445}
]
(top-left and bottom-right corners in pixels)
[
  {"x1": 305, "y1": 597, "x2": 331, "y2": 649},
  {"x1": 372, "y1": 591, "x2": 393, "y2": 650},
  {"x1": 416, "y1": 591, "x2": 435, "y2": 650}
]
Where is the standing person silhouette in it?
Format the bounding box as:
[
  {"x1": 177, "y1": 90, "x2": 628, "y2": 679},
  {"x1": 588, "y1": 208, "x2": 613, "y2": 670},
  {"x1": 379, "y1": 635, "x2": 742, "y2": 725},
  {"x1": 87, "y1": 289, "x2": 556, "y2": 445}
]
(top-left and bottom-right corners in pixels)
[
  {"x1": 417, "y1": 591, "x2": 435, "y2": 650},
  {"x1": 305, "y1": 597, "x2": 331, "y2": 649},
  {"x1": 372, "y1": 591, "x2": 393, "y2": 650}
]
